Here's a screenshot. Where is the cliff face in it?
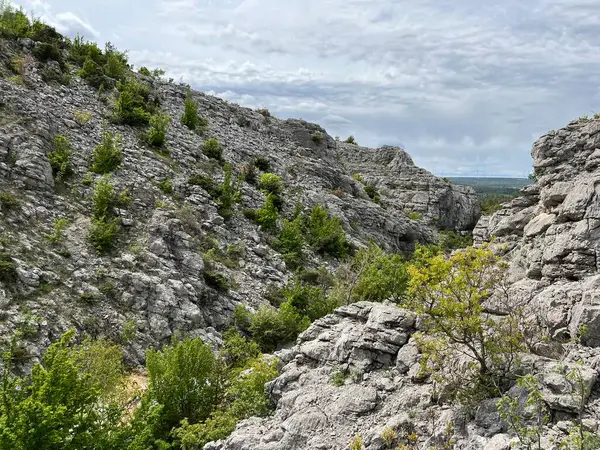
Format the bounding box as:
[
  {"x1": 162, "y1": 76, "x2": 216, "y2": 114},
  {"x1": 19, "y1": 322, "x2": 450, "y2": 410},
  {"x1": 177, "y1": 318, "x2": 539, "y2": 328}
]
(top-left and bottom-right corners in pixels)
[{"x1": 0, "y1": 37, "x2": 478, "y2": 365}]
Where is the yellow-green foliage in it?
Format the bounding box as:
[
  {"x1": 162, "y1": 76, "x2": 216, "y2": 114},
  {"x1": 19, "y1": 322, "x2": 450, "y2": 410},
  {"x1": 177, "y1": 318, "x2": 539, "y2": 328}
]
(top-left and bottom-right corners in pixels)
[
  {"x1": 306, "y1": 205, "x2": 348, "y2": 258},
  {"x1": 181, "y1": 90, "x2": 207, "y2": 132},
  {"x1": 113, "y1": 78, "x2": 156, "y2": 126},
  {"x1": 349, "y1": 435, "x2": 363, "y2": 450},
  {"x1": 146, "y1": 113, "x2": 171, "y2": 148},
  {"x1": 255, "y1": 194, "x2": 280, "y2": 231},
  {"x1": 73, "y1": 110, "x2": 93, "y2": 126},
  {"x1": 202, "y1": 138, "x2": 223, "y2": 161},
  {"x1": 406, "y1": 245, "x2": 527, "y2": 403}
]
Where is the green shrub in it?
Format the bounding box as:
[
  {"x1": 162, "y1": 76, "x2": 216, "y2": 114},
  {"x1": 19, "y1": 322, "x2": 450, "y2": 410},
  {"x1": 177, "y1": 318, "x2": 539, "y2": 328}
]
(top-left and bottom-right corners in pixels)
[
  {"x1": 217, "y1": 163, "x2": 242, "y2": 219},
  {"x1": 32, "y1": 42, "x2": 62, "y2": 64},
  {"x1": 0, "y1": 330, "x2": 128, "y2": 449},
  {"x1": 79, "y1": 57, "x2": 106, "y2": 89},
  {"x1": 138, "y1": 66, "x2": 151, "y2": 76},
  {"x1": 144, "y1": 337, "x2": 219, "y2": 436},
  {"x1": 306, "y1": 205, "x2": 348, "y2": 258},
  {"x1": 257, "y1": 108, "x2": 271, "y2": 117},
  {"x1": 439, "y1": 230, "x2": 473, "y2": 253},
  {"x1": 28, "y1": 20, "x2": 62, "y2": 44},
  {"x1": 48, "y1": 135, "x2": 73, "y2": 181},
  {"x1": 202, "y1": 138, "x2": 223, "y2": 161},
  {"x1": 69, "y1": 35, "x2": 105, "y2": 66},
  {"x1": 113, "y1": 78, "x2": 156, "y2": 126},
  {"x1": 352, "y1": 173, "x2": 362, "y2": 183},
  {"x1": 311, "y1": 131, "x2": 324, "y2": 144},
  {"x1": 364, "y1": 185, "x2": 380, "y2": 203},
  {"x1": 249, "y1": 303, "x2": 310, "y2": 352},
  {"x1": 253, "y1": 156, "x2": 270, "y2": 171},
  {"x1": 405, "y1": 209, "x2": 422, "y2": 221},
  {"x1": 258, "y1": 173, "x2": 283, "y2": 196},
  {"x1": 181, "y1": 90, "x2": 207, "y2": 131},
  {"x1": 158, "y1": 177, "x2": 173, "y2": 194},
  {"x1": 146, "y1": 113, "x2": 170, "y2": 148},
  {"x1": 91, "y1": 130, "x2": 123, "y2": 174},
  {"x1": 255, "y1": 194, "x2": 279, "y2": 231},
  {"x1": 203, "y1": 272, "x2": 229, "y2": 291},
  {"x1": 282, "y1": 279, "x2": 331, "y2": 322},
  {"x1": 92, "y1": 175, "x2": 116, "y2": 219},
  {"x1": 344, "y1": 135, "x2": 357, "y2": 144},
  {"x1": 0, "y1": 252, "x2": 17, "y2": 283},
  {"x1": 45, "y1": 218, "x2": 69, "y2": 244},
  {"x1": 0, "y1": 4, "x2": 30, "y2": 38},
  {"x1": 89, "y1": 216, "x2": 119, "y2": 254},
  {"x1": 0, "y1": 192, "x2": 19, "y2": 210},
  {"x1": 275, "y1": 216, "x2": 305, "y2": 269},
  {"x1": 103, "y1": 52, "x2": 127, "y2": 80}
]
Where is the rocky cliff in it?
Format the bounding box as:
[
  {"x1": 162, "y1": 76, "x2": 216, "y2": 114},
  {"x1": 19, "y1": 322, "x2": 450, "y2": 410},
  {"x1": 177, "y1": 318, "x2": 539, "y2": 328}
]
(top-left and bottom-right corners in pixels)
[
  {"x1": 0, "y1": 36, "x2": 479, "y2": 366},
  {"x1": 208, "y1": 120, "x2": 600, "y2": 450}
]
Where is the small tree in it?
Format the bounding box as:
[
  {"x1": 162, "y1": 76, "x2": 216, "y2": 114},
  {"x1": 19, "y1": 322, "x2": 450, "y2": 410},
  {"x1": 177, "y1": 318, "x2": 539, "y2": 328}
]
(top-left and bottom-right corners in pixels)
[
  {"x1": 91, "y1": 130, "x2": 123, "y2": 174},
  {"x1": 181, "y1": 90, "x2": 206, "y2": 131},
  {"x1": 406, "y1": 245, "x2": 526, "y2": 403},
  {"x1": 146, "y1": 113, "x2": 171, "y2": 148},
  {"x1": 48, "y1": 135, "x2": 73, "y2": 181}
]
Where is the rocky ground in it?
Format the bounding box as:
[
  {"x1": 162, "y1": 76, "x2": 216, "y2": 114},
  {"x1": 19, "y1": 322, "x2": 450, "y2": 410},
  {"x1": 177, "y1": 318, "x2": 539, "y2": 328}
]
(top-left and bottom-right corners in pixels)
[{"x1": 0, "y1": 36, "x2": 478, "y2": 368}]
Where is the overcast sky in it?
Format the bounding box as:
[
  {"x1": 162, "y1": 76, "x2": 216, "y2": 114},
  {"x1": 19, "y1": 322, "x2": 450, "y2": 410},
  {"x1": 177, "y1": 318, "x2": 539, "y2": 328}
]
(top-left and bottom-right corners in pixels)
[{"x1": 12, "y1": 0, "x2": 600, "y2": 176}]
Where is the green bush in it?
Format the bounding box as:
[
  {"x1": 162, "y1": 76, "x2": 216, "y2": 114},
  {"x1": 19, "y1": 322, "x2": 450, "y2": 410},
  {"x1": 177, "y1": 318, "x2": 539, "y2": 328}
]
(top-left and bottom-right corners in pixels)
[
  {"x1": 0, "y1": 330, "x2": 128, "y2": 450},
  {"x1": 249, "y1": 303, "x2": 310, "y2": 352},
  {"x1": 69, "y1": 35, "x2": 104, "y2": 66},
  {"x1": 45, "y1": 218, "x2": 69, "y2": 244},
  {"x1": 282, "y1": 279, "x2": 331, "y2": 322},
  {"x1": 181, "y1": 90, "x2": 207, "y2": 131},
  {"x1": 0, "y1": 192, "x2": 19, "y2": 210},
  {"x1": 32, "y1": 42, "x2": 62, "y2": 64},
  {"x1": 405, "y1": 209, "x2": 422, "y2": 221},
  {"x1": 439, "y1": 230, "x2": 473, "y2": 253},
  {"x1": 146, "y1": 113, "x2": 171, "y2": 148},
  {"x1": 103, "y1": 52, "x2": 127, "y2": 80},
  {"x1": 344, "y1": 135, "x2": 357, "y2": 144},
  {"x1": 202, "y1": 138, "x2": 223, "y2": 161},
  {"x1": 242, "y1": 163, "x2": 257, "y2": 185},
  {"x1": 217, "y1": 163, "x2": 242, "y2": 219},
  {"x1": 257, "y1": 108, "x2": 271, "y2": 117},
  {"x1": 158, "y1": 177, "x2": 173, "y2": 194},
  {"x1": 91, "y1": 130, "x2": 123, "y2": 174},
  {"x1": 113, "y1": 78, "x2": 156, "y2": 126},
  {"x1": 0, "y1": 252, "x2": 17, "y2": 283},
  {"x1": 28, "y1": 20, "x2": 62, "y2": 44},
  {"x1": 48, "y1": 135, "x2": 73, "y2": 181},
  {"x1": 255, "y1": 194, "x2": 279, "y2": 231},
  {"x1": 144, "y1": 337, "x2": 219, "y2": 435},
  {"x1": 258, "y1": 173, "x2": 283, "y2": 196},
  {"x1": 89, "y1": 216, "x2": 119, "y2": 254},
  {"x1": 91, "y1": 175, "x2": 116, "y2": 219},
  {"x1": 275, "y1": 216, "x2": 305, "y2": 269},
  {"x1": 79, "y1": 56, "x2": 106, "y2": 89},
  {"x1": 364, "y1": 185, "x2": 380, "y2": 203},
  {"x1": 311, "y1": 131, "x2": 324, "y2": 144},
  {"x1": 203, "y1": 271, "x2": 229, "y2": 291},
  {"x1": 306, "y1": 205, "x2": 348, "y2": 258},
  {"x1": 0, "y1": 4, "x2": 30, "y2": 38},
  {"x1": 253, "y1": 156, "x2": 270, "y2": 171}
]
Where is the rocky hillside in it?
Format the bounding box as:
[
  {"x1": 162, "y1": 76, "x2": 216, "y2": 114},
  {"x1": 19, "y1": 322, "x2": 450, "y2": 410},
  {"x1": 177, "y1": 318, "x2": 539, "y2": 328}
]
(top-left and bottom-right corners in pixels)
[
  {"x1": 0, "y1": 35, "x2": 478, "y2": 365},
  {"x1": 208, "y1": 120, "x2": 600, "y2": 450}
]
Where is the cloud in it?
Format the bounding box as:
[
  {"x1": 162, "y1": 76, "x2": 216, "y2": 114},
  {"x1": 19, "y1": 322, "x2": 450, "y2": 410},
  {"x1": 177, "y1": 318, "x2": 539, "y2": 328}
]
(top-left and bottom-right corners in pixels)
[{"x1": 12, "y1": 0, "x2": 600, "y2": 176}]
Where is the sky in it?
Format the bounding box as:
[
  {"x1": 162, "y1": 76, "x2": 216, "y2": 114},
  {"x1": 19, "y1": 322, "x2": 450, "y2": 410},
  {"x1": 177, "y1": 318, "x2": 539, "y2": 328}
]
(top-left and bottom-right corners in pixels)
[{"x1": 10, "y1": 0, "x2": 600, "y2": 177}]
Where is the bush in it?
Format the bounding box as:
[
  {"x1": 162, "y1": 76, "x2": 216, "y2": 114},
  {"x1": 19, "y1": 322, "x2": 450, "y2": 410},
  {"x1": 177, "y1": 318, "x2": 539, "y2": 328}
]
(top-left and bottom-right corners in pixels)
[
  {"x1": 306, "y1": 205, "x2": 348, "y2": 258},
  {"x1": 188, "y1": 173, "x2": 221, "y2": 198},
  {"x1": 311, "y1": 131, "x2": 324, "y2": 144},
  {"x1": 89, "y1": 216, "x2": 119, "y2": 254},
  {"x1": 45, "y1": 218, "x2": 69, "y2": 244},
  {"x1": 249, "y1": 303, "x2": 310, "y2": 352},
  {"x1": 242, "y1": 163, "x2": 257, "y2": 185},
  {"x1": 79, "y1": 56, "x2": 106, "y2": 89},
  {"x1": 91, "y1": 175, "x2": 116, "y2": 219},
  {"x1": 439, "y1": 230, "x2": 473, "y2": 253},
  {"x1": 0, "y1": 252, "x2": 17, "y2": 283},
  {"x1": 146, "y1": 113, "x2": 170, "y2": 148},
  {"x1": 91, "y1": 130, "x2": 123, "y2": 174},
  {"x1": 202, "y1": 138, "x2": 223, "y2": 161},
  {"x1": 257, "y1": 108, "x2": 270, "y2": 117},
  {"x1": 275, "y1": 216, "x2": 305, "y2": 269},
  {"x1": 405, "y1": 209, "x2": 422, "y2": 221},
  {"x1": 103, "y1": 52, "x2": 127, "y2": 80},
  {"x1": 28, "y1": 20, "x2": 62, "y2": 44},
  {"x1": 48, "y1": 135, "x2": 73, "y2": 181},
  {"x1": 145, "y1": 337, "x2": 220, "y2": 436},
  {"x1": 113, "y1": 78, "x2": 156, "y2": 126},
  {"x1": 405, "y1": 245, "x2": 532, "y2": 405},
  {"x1": 69, "y1": 35, "x2": 105, "y2": 66},
  {"x1": 344, "y1": 135, "x2": 357, "y2": 144},
  {"x1": 364, "y1": 185, "x2": 380, "y2": 203},
  {"x1": 0, "y1": 330, "x2": 128, "y2": 450},
  {"x1": 259, "y1": 172, "x2": 283, "y2": 195},
  {"x1": 255, "y1": 194, "x2": 279, "y2": 231},
  {"x1": 253, "y1": 156, "x2": 270, "y2": 171},
  {"x1": 0, "y1": 192, "x2": 19, "y2": 210},
  {"x1": 158, "y1": 177, "x2": 173, "y2": 194},
  {"x1": 217, "y1": 163, "x2": 242, "y2": 219},
  {"x1": 204, "y1": 271, "x2": 229, "y2": 291},
  {"x1": 0, "y1": 4, "x2": 30, "y2": 38},
  {"x1": 282, "y1": 279, "x2": 331, "y2": 322},
  {"x1": 181, "y1": 90, "x2": 207, "y2": 131},
  {"x1": 32, "y1": 42, "x2": 62, "y2": 64}
]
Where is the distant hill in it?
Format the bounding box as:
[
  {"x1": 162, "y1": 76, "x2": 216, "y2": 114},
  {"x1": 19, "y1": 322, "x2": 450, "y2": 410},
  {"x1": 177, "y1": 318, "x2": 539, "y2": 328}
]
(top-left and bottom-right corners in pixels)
[{"x1": 448, "y1": 177, "x2": 531, "y2": 195}]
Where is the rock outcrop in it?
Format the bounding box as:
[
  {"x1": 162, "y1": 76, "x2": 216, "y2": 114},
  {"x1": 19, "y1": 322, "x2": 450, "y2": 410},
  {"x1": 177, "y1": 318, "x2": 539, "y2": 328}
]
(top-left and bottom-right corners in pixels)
[
  {"x1": 0, "y1": 36, "x2": 478, "y2": 364},
  {"x1": 207, "y1": 303, "x2": 598, "y2": 450}
]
